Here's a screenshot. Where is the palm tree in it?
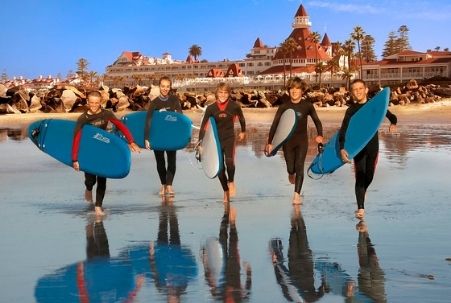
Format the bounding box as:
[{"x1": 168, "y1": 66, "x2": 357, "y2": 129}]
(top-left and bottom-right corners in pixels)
[
  {"x1": 277, "y1": 41, "x2": 289, "y2": 87},
  {"x1": 341, "y1": 68, "x2": 353, "y2": 91},
  {"x1": 310, "y1": 31, "x2": 321, "y2": 62},
  {"x1": 189, "y1": 44, "x2": 202, "y2": 62},
  {"x1": 284, "y1": 37, "x2": 298, "y2": 78},
  {"x1": 76, "y1": 58, "x2": 89, "y2": 81},
  {"x1": 342, "y1": 39, "x2": 355, "y2": 76},
  {"x1": 327, "y1": 57, "x2": 340, "y2": 85},
  {"x1": 88, "y1": 71, "x2": 98, "y2": 88},
  {"x1": 315, "y1": 62, "x2": 327, "y2": 88},
  {"x1": 351, "y1": 26, "x2": 365, "y2": 78}
]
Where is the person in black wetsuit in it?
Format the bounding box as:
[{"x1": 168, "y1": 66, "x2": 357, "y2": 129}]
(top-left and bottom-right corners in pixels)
[
  {"x1": 198, "y1": 82, "x2": 246, "y2": 203},
  {"x1": 339, "y1": 79, "x2": 397, "y2": 219},
  {"x1": 72, "y1": 91, "x2": 140, "y2": 216},
  {"x1": 265, "y1": 77, "x2": 323, "y2": 205},
  {"x1": 144, "y1": 76, "x2": 183, "y2": 197}
]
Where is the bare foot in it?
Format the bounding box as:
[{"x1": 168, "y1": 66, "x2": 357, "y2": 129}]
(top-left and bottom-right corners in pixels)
[
  {"x1": 165, "y1": 185, "x2": 175, "y2": 197},
  {"x1": 223, "y1": 191, "x2": 230, "y2": 203},
  {"x1": 356, "y1": 221, "x2": 368, "y2": 232},
  {"x1": 228, "y1": 182, "x2": 236, "y2": 197},
  {"x1": 95, "y1": 206, "x2": 105, "y2": 217},
  {"x1": 159, "y1": 185, "x2": 165, "y2": 196},
  {"x1": 355, "y1": 209, "x2": 365, "y2": 219},
  {"x1": 288, "y1": 174, "x2": 295, "y2": 184},
  {"x1": 84, "y1": 190, "x2": 93, "y2": 203},
  {"x1": 292, "y1": 192, "x2": 302, "y2": 205}
]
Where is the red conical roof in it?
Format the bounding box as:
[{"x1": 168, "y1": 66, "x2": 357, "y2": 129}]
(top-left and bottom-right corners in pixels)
[{"x1": 295, "y1": 4, "x2": 308, "y2": 17}]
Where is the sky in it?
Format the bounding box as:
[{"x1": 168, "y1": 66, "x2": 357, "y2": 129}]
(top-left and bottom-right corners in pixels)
[{"x1": 1, "y1": 0, "x2": 450, "y2": 79}]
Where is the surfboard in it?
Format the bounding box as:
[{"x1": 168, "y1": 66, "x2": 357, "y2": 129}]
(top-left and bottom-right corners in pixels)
[
  {"x1": 267, "y1": 108, "x2": 297, "y2": 157},
  {"x1": 121, "y1": 110, "x2": 192, "y2": 150},
  {"x1": 28, "y1": 119, "x2": 131, "y2": 178},
  {"x1": 200, "y1": 117, "x2": 223, "y2": 179},
  {"x1": 202, "y1": 237, "x2": 224, "y2": 286},
  {"x1": 308, "y1": 87, "x2": 390, "y2": 174}
]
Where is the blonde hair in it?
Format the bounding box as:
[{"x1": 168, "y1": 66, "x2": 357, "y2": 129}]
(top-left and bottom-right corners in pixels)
[
  {"x1": 287, "y1": 77, "x2": 308, "y2": 91},
  {"x1": 215, "y1": 82, "x2": 231, "y2": 98}
]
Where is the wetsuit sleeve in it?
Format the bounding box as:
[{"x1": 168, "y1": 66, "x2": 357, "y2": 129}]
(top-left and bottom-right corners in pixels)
[
  {"x1": 267, "y1": 106, "x2": 285, "y2": 144},
  {"x1": 72, "y1": 115, "x2": 86, "y2": 162},
  {"x1": 173, "y1": 96, "x2": 183, "y2": 113},
  {"x1": 309, "y1": 104, "x2": 323, "y2": 136},
  {"x1": 338, "y1": 108, "x2": 353, "y2": 150},
  {"x1": 109, "y1": 118, "x2": 134, "y2": 143},
  {"x1": 236, "y1": 104, "x2": 246, "y2": 132},
  {"x1": 386, "y1": 109, "x2": 397, "y2": 125},
  {"x1": 144, "y1": 101, "x2": 156, "y2": 142},
  {"x1": 198, "y1": 106, "x2": 212, "y2": 141}
]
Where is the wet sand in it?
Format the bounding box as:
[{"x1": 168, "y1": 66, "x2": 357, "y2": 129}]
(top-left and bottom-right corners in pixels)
[{"x1": 1, "y1": 103, "x2": 451, "y2": 302}]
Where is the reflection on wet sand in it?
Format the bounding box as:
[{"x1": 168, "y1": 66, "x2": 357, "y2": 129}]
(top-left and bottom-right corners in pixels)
[
  {"x1": 123, "y1": 197, "x2": 198, "y2": 302},
  {"x1": 34, "y1": 218, "x2": 143, "y2": 302},
  {"x1": 355, "y1": 221, "x2": 387, "y2": 302},
  {"x1": 269, "y1": 206, "x2": 325, "y2": 302},
  {"x1": 201, "y1": 203, "x2": 252, "y2": 302}
]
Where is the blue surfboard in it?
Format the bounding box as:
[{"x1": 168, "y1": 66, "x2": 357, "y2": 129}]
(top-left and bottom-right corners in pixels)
[
  {"x1": 28, "y1": 119, "x2": 131, "y2": 178},
  {"x1": 267, "y1": 108, "x2": 297, "y2": 157},
  {"x1": 200, "y1": 117, "x2": 223, "y2": 179},
  {"x1": 308, "y1": 87, "x2": 390, "y2": 174},
  {"x1": 121, "y1": 111, "x2": 192, "y2": 150}
]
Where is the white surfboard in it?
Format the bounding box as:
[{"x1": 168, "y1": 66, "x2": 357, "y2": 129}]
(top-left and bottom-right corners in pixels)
[
  {"x1": 200, "y1": 117, "x2": 223, "y2": 179},
  {"x1": 267, "y1": 108, "x2": 297, "y2": 157}
]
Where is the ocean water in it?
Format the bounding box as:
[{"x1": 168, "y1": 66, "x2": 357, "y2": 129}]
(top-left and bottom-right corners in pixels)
[{"x1": 0, "y1": 121, "x2": 451, "y2": 303}]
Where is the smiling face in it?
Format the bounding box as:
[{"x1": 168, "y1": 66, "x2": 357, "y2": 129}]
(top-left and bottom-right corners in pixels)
[
  {"x1": 217, "y1": 88, "x2": 229, "y2": 103},
  {"x1": 289, "y1": 86, "x2": 303, "y2": 103},
  {"x1": 351, "y1": 81, "x2": 369, "y2": 103},
  {"x1": 159, "y1": 79, "x2": 171, "y2": 97},
  {"x1": 87, "y1": 95, "x2": 102, "y2": 114}
]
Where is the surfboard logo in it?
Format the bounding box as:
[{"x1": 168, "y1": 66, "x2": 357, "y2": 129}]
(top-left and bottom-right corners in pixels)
[
  {"x1": 164, "y1": 114, "x2": 178, "y2": 122},
  {"x1": 93, "y1": 133, "x2": 110, "y2": 144}
]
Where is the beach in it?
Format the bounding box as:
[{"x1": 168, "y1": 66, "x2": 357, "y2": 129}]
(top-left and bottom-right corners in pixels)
[{"x1": 1, "y1": 103, "x2": 451, "y2": 302}]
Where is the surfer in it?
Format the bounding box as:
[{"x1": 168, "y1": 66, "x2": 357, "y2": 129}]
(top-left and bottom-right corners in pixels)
[
  {"x1": 198, "y1": 82, "x2": 246, "y2": 203},
  {"x1": 144, "y1": 76, "x2": 183, "y2": 197},
  {"x1": 72, "y1": 91, "x2": 140, "y2": 216},
  {"x1": 338, "y1": 79, "x2": 397, "y2": 219},
  {"x1": 265, "y1": 77, "x2": 323, "y2": 205}
]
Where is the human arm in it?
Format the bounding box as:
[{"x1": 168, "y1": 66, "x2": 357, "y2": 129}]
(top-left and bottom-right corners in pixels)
[
  {"x1": 143, "y1": 102, "x2": 156, "y2": 149},
  {"x1": 309, "y1": 103, "x2": 324, "y2": 144},
  {"x1": 72, "y1": 117, "x2": 85, "y2": 171},
  {"x1": 109, "y1": 118, "x2": 141, "y2": 153},
  {"x1": 386, "y1": 109, "x2": 398, "y2": 133},
  {"x1": 198, "y1": 106, "x2": 212, "y2": 142},
  {"x1": 338, "y1": 108, "x2": 353, "y2": 163},
  {"x1": 236, "y1": 104, "x2": 246, "y2": 141},
  {"x1": 264, "y1": 106, "x2": 284, "y2": 155}
]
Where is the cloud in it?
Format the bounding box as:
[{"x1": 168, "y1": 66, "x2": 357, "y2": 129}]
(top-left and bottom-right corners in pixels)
[{"x1": 306, "y1": 1, "x2": 382, "y2": 14}]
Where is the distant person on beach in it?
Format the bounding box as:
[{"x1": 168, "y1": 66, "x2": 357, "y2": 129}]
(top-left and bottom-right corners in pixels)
[
  {"x1": 265, "y1": 77, "x2": 323, "y2": 205},
  {"x1": 144, "y1": 76, "x2": 183, "y2": 197},
  {"x1": 198, "y1": 82, "x2": 246, "y2": 203},
  {"x1": 339, "y1": 79, "x2": 397, "y2": 219},
  {"x1": 72, "y1": 91, "x2": 140, "y2": 216}
]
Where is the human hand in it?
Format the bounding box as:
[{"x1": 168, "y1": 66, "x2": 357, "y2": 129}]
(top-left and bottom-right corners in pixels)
[
  {"x1": 264, "y1": 144, "x2": 273, "y2": 156},
  {"x1": 73, "y1": 161, "x2": 80, "y2": 171},
  {"x1": 238, "y1": 132, "x2": 246, "y2": 141},
  {"x1": 340, "y1": 149, "x2": 351, "y2": 163},
  {"x1": 145, "y1": 139, "x2": 151, "y2": 150},
  {"x1": 129, "y1": 142, "x2": 141, "y2": 153}
]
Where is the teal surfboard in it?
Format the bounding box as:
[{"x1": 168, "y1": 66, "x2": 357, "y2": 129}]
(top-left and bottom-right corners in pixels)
[
  {"x1": 200, "y1": 117, "x2": 223, "y2": 179},
  {"x1": 308, "y1": 88, "x2": 390, "y2": 174},
  {"x1": 267, "y1": 108, "x2": 297, "y2": 157},
  {"x1": 121, "y1": 111, "x2": 192, "y2": 150},
  {"x1": 28, "y1": 119, "x2": 131, "y2": 178}
]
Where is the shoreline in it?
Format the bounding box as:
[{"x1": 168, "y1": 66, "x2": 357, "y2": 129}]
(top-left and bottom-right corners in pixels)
[{"x1": 1, "y1": 99, "x2": 451, "y2": 129}]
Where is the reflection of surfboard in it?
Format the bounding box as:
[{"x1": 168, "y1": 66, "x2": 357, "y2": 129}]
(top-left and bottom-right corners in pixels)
[
  {"x1": 121, "y1": 111, "x2": 192, "y2": 150},
  {"x1": 200, "y1": 117, "x2": 223, "y2": 179},
  {"x1": 309, "y1": 88, "x2": 390, "y2": 174},
  {"x1": 28, "y1": 119, "x2": 131, "y2": 178},
  {"x1": 203, "y1": 238, "x2": 224, "y2": 286},
  {"x1": 267, "y1": 108, "x2": 297, "y2": 157}
]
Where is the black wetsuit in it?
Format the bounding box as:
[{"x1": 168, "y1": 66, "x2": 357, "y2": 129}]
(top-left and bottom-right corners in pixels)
[
  {"x1": 144, "y1": 95, "x2": 182, "y2": 186},
  {"x1": 268, "y1": 101, "x2": 323, "y2": 194},
  {"x1": 199, "y1": 100, "x2": 246, "y2": 191},
  {"x1": 72, "y1": 109, "x2": 134, "y2": 208},
  {"x1": 338, "y1": 104, "x2": 397, "y2": 209}
]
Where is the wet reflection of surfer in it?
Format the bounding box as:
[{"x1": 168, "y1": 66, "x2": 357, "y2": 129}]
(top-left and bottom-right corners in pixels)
[
  {"x1": 338, "y1": 79, "x2": 397, "y2": 219},
  {"x1": 125, "y1": 197, "x2": 197, "y2": 302},
  {"x1": 265, "y1": 77, "x2": 323, "y2": 205},
  {"x1": 269, "y1": 205, "x2": 325, "y2": 302},
  {"x1": 201, "y1": 204, "x2": 252, "y2": 302},
  {"x1": 198, "y1": 82, "x2": 246, "y2": 203},
  {"x1": 35, "y1": 218, "x2": 144, "y2": 302},
  {"x1": 355, "y1": 221, "x2": 387, "y2": 302}
]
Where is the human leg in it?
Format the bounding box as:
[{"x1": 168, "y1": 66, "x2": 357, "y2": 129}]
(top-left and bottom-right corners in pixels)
[
  {"x1": 165, "y1": 151, "x2": 177, "y2": 196},
  {"x1": 154, "y1": 150, "x2": 167, "y2": 194}
]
